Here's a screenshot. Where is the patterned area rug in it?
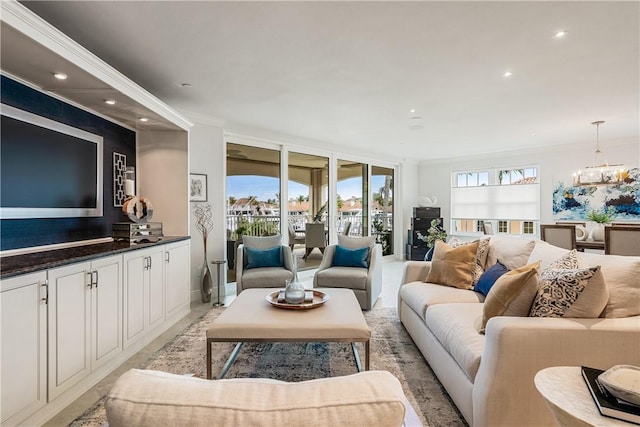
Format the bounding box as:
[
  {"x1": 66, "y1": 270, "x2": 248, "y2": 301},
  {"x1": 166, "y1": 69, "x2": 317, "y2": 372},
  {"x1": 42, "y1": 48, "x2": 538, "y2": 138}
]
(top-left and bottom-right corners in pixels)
[{"x1": 70, "y1": 307, "x2": 466, "y2": 427}]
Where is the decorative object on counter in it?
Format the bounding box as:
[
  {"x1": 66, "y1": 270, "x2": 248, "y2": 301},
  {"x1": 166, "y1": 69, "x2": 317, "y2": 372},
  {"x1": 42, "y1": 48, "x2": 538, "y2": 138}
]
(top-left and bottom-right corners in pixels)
[
  {"x1": 113, "y1": 222, "x2": 163, "y2": 243},
  {"x1": 194, "y1": 203, "x2": 214, "y2": 303},
  {"x1": 211, "y1": 260, "x2": 226, "y2": 306},
  {"x1": 598, "y1": 365, "x2": 640, "y2": 407},
  {"x1": 284, "y1": 257, "x2": 305, "y2": 304},
  {"x1": 576, "y1": 225, "x2": 588, "y2": 241},
  {"x1": 122, "y1": 196, "x2": 154, "y2": 223},
  {"x1": 417, "y1": 195, "x2": 438, "y2": 207},
  {"x1": 113, "y1": 152, "x2": 127, "y2": 207},
  {"x1": 125, "y1": 166, "x2": 136, "y2": 197},
  {"x1": 190, "y1": 173, "x2": 207, "y2": 202},
  {"x1": 587, "y1": 206, "x2": 616, "y2": 242}
]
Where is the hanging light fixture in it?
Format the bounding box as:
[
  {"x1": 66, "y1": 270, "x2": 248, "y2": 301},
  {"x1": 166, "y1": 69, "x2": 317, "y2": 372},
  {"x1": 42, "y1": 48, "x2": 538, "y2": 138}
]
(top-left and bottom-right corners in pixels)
[{"x1": 573, "y1": 121, "x2": 627, "y2": 186}]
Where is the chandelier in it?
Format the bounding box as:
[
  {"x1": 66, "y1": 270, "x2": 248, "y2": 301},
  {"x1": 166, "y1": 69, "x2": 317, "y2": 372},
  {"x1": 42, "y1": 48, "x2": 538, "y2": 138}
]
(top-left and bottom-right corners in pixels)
[{"x1": 573, "y1": 121, "x2": 626, "y2": 186}]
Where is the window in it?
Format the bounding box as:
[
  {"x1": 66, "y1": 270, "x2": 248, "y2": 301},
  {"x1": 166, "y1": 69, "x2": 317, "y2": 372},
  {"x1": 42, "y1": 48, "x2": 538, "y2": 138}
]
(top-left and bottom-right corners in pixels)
[
  {"x1": 523, "y1": 221, "x2": 535, "y2": 234},
  {"x1": 451, "y1": 166, "x2": 540, "y2": 236},
  {"x1": 498, "y1": 167, "x2": 537, "y2": 185},
  {"x1": 456, "y1": 171, "x2": 489, "y2": 187}
]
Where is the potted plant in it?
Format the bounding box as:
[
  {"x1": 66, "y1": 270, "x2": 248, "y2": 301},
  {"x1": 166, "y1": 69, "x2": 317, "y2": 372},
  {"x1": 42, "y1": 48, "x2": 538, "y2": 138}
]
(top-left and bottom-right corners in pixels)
[
  {"x1": 417, "y1": 219, "x2": 447, "y2": 261},
  {"x1": 586, "y1": 206, "x2": 616, "y2": 241}
]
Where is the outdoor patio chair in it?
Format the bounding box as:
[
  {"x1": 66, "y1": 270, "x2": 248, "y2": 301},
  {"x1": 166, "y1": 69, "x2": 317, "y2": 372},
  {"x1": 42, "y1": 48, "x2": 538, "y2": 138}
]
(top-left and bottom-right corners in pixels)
[
  {"x1": 236, "y1": 234, "x2": 294, "y2": 295},
  {"x1": 304, "y1": 222, "x2": 326, "y2": 259},
  {"x1": 287, "y1": 222, "x2": 305, "y2": 250}
]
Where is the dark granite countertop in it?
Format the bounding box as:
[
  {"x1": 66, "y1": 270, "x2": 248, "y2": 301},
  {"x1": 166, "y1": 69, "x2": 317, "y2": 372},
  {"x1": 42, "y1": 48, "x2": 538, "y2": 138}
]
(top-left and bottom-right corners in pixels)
[{"x1": 1, "y1": 236, "x2": 190, "y2": 279}]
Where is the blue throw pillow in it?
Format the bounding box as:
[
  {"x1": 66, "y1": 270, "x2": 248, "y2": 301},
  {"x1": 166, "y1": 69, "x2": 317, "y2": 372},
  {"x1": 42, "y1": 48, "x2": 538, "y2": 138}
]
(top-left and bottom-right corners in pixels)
[
  {"x1": 245, "y1": 246, "x2": 282, "y2": 269},
  {"x1": 474, "y1": 260, "x2": 509, "y2": 296},
  {"x1": 332, "y1": 245, "x2": 369, "y2": 268}
]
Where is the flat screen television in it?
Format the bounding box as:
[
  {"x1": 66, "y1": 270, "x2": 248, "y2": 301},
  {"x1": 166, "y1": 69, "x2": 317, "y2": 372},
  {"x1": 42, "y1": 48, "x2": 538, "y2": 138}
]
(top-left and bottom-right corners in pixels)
[{"x1": 1, "y1": 103, "x2": 103, "y2": 219}]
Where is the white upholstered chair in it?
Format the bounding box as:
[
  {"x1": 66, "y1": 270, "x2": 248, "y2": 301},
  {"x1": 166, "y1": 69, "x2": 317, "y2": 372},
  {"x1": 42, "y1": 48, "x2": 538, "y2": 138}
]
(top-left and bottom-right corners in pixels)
[
  {"x1": 540, "y1": 224, "x2": 577, "y2": 250},
  {"x1": 605, "y1": 226, "x2": 640, "y2": 255},
  {"x1": 313, "y1": 235, "x2": 382, "y2": 310},
  {"x1": 236, "y1": 235, "x2": 294, "y2": 295},
  {"x1": 482, "y1": 222, "x2": 494, "y2": 235},
  {"x1": 287, "y1": 222, "x2": 305, "y2": 250}
]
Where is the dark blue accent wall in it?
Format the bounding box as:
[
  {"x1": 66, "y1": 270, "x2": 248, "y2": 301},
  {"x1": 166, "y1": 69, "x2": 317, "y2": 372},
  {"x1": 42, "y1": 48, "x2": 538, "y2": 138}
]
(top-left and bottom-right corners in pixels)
[{"x1": 1, "y1": 75, "x2": 136, "y2": 250}]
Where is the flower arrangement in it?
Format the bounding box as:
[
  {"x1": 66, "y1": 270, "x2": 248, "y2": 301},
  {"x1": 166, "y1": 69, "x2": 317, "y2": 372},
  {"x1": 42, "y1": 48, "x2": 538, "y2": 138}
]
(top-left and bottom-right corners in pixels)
[
  {"x1": 587, "y1": 206, "x2": 616, "y2": 224},
  {"x1": 417, "y1": 219, "x2": 448, "y2": 248}
]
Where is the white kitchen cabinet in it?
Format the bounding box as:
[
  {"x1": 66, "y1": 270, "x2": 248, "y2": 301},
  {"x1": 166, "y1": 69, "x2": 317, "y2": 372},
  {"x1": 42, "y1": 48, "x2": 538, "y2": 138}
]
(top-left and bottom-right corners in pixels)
[
  {"x1": 0, "y1": 272, "x2": 47, "y2": 426},
  {"x1": 164, "y1": 240, "x2": 190, "y2": 317},
  {"x1": 47, "y1": 254, "x2": 123, "y2": 400},
  {"x1": 123, "y1": 246, "x2": 165, "y2": 348}
]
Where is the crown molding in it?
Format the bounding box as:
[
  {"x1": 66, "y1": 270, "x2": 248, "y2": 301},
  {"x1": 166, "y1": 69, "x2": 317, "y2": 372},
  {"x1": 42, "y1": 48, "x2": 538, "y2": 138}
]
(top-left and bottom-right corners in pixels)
[{"x1": 1, "y1": 0, "x2": 193, "y2": 131}]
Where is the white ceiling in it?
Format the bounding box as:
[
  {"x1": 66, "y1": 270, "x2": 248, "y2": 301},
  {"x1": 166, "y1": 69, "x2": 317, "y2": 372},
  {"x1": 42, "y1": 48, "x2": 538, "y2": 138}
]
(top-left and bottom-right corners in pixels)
[{"x1": 18, "y1": 1, "x2": 640, "y2": 161}]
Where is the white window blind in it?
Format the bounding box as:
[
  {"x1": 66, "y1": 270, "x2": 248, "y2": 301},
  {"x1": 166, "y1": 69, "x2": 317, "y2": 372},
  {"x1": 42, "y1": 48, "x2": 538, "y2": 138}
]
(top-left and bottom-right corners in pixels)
[{"x1": 451, "y1": 184, "x2": 540, "y2": 220}]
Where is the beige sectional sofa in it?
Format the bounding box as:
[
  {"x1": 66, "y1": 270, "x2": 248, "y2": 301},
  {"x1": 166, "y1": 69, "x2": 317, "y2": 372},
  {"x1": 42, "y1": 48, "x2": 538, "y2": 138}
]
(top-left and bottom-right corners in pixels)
[{"x1": 398, "y1": 235, "x2": 640, "y2": 427}]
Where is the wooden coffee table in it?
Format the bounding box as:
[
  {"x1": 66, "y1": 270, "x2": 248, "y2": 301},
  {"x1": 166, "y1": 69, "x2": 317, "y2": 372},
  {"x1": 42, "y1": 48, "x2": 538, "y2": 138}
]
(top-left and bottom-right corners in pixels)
[{"x1": 206, "y1": 288, "x2": 371, "y2": 379}]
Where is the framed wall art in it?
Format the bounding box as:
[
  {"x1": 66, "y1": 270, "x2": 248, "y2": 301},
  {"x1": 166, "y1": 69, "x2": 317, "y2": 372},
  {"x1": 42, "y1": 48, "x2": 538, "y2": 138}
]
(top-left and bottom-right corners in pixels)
[{"x1": 190, "y1": 173, "x2": 207, "y2": 202}]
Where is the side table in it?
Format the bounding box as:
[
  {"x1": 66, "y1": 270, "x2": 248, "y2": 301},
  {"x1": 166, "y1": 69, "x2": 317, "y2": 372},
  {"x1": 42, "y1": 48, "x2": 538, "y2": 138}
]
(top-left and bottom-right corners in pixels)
[
  {"x1": 210, "y1": 260, "x2": 226, "y2": 306},
  {"x1": 534, "y1": 366, "x2": 637, "y2": 426}
]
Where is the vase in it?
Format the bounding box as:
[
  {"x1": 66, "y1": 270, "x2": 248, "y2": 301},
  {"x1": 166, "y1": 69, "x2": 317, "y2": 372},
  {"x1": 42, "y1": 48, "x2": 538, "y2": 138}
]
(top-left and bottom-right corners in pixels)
[
  {"x1": 201, "y1": 246, "x2": 213, "y2": 303},
  {"x1": 589, "y1": 223, "x2": 605, "y2": 242},
  {"x1": 284, "y1": 256, "x2": 305, "y2": 304}
]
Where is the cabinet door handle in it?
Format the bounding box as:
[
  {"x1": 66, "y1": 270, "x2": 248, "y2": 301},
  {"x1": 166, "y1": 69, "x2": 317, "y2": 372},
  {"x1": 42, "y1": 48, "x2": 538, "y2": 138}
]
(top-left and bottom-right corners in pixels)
[
  {"x1": 93, "y1": 270, "x2": 99, "y2": 288},
  {"x1": 165, "y1": 252, "x2": 170, "y2": 263},
  {"x1": 87, "y1": 271, "x2": 93, "y2": 289},
  {"x1": 148, "y1": 256, "x2": 152, "y2": 270},
  {"x1": 41, "y1": 282, "x2": 48, "y2": 304}
]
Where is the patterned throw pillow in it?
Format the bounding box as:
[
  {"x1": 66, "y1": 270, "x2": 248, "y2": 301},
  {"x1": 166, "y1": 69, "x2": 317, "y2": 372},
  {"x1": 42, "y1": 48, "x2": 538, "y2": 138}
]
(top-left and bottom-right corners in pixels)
[
  {"x1": 529, "y1": 266, "x2": 608, "y2": 318},
  {"x1": 449, "y1": 238, "x2": 490, "y2": 286},
  {"x1": 425, "y1": 240, "x2": 479, "y2": 289},
  {"x1": 545, "y1": 249, "x2": 580, "y2": 270}
]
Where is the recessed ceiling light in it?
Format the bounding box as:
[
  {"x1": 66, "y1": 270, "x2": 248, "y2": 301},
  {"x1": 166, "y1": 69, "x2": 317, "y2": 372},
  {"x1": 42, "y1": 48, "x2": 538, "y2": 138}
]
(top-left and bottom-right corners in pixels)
[
  {"x1": 53, "y1": 72, "x2": 67, "y2": 80},
  {"x1": 105, "y1": 99, "x2": 116, "y2": 105},
  {"x1": 530, "y1": 132, "x2": 536, "y2": 136},
  {"x1": 554, "y1": 30, "x2": 567, "y2": 38},
  {"x1": 139, "y1": 117, "x2": 149, "y2": 122},
  {"x1": 503, "y1": 71, "x2": 513, "y2": 78},
  {"x1": 409, "y1": 109, "x2": 416, "y2": 113}
]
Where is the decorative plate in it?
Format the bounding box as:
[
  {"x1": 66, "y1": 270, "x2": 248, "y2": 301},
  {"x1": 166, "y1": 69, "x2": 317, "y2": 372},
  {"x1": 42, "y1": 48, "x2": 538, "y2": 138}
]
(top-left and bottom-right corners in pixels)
[
  {"x1": 266, "y1": 290, "x2": 329, "y2": 310},
  {"x1": 598, "y1": 365, "x2": 640, "y2": 406}
]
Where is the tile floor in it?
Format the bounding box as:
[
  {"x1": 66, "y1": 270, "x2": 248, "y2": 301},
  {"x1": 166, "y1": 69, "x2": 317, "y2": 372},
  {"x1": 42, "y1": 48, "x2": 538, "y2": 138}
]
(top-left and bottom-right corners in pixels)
[{"x1": 44, "y1": 258, "x2": 405, "y2": 426}]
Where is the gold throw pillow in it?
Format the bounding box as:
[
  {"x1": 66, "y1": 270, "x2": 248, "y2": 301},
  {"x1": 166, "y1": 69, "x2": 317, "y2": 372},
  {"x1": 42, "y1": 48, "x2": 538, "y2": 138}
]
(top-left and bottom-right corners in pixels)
[
  {"x1": 479, "y1": 261, "x2": 541, "y2": 333},
  {"x1": 425, "y1": 240, "x2": 479, "y2": 289}
]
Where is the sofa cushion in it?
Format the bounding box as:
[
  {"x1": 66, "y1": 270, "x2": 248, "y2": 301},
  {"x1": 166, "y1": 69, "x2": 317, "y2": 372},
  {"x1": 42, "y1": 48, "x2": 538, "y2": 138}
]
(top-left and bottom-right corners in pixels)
[
  {"x1": 480, "y1": 261, "x2": 540, "y2": 333},
  {"x1": 474, "y1": 260, "x2": 509, "y2": 297},
  {"x1": 426, "y1": 240, "x2": 479, "y2": 290},
  {"x1": 527, "y1": 241, "x2": 573, "y2": 270},
  {"x1": 485, "y1": 235, "x2": 537, "y2": 270},
  {"x1": 315, "y1": 267, "x2": 368, "y2": 290},
  {"x1": 529, "y1": 266, "x2": 607, "y2": 318},
  {"x1": 243, "y1": 234, "x2": 283, "y2": 249},
  {"x1": 245, "y1": 246, "x2": 283, "y2": 269},
  {"x1": 425, "y1": 303, "x2": 485, "y2": 382},
  {"x1": 577, "y1": 252, "x2": 640, "y2": 318},
  {"x1": 241, "y1": 267, "x2": 293, "y2": 289},
  {"x1": 399, "y1": 282, "x2": 484, "y2": 321},
  {"x1": 332, "y1": 245, "x2": 369, "y2": 268},
  {"x1": 105, "y1": 369, "x2": 408, "y2": 427}
]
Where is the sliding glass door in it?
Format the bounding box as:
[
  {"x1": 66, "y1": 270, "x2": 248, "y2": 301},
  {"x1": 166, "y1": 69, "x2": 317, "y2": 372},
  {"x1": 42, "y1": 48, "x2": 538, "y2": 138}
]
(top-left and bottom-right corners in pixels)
[
  {"x1": 337, "y1": 159, "x2": 368, "y2": 237},
  {"x1": 372, "y1": 166, "x2": 394, "y2": 255}
]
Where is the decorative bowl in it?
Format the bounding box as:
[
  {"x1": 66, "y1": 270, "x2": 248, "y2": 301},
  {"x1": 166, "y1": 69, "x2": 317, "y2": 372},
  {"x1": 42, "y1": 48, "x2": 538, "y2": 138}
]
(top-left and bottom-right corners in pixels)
[{"x1": 598, "y1": 365, "x2": 640, "y2": 406}]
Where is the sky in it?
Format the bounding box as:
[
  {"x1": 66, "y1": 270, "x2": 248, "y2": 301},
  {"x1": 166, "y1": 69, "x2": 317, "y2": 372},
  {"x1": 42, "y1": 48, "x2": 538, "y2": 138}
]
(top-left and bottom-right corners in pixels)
[{"x1": 226, "y1": 175, "x2": 388, "y2": 202}]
